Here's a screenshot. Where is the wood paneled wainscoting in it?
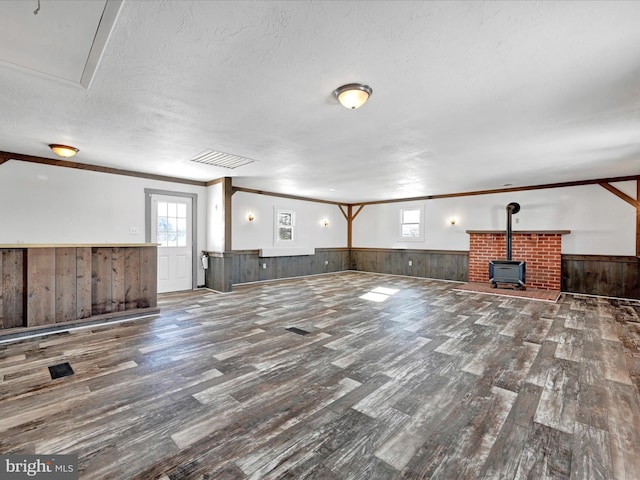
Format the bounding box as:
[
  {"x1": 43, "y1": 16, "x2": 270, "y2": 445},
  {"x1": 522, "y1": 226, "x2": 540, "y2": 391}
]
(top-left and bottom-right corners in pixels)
[
  {"x1": 562, "y1": 254, "x2": 639, "y2": 299},
  {"x1": 235, "y1": 248, "x2": 350, "y2": 285},
  {"x1": 204, "y1": 248, "x2": 639, "y2": 300},
  {"x1": 350, "y1": 248, "x2": 469, "y2": 282},
  {"x1": 0, "y1": 244, "x2": 158, "y2": 335},
  {"x1": 205, "y1": 248, "x2": 350, "y2": 291},
  {"x1": 205, "y1": 251, "x2": 233, "y2": 293},
  {"x1": 204, "y1": 248, "x2": 467, "y2": 290}
]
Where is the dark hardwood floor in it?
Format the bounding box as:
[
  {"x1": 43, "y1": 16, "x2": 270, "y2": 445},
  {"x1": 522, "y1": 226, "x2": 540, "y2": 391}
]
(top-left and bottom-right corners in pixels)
[{"x1": 1, "y1": 271, "x2": 639, "y2": 479}]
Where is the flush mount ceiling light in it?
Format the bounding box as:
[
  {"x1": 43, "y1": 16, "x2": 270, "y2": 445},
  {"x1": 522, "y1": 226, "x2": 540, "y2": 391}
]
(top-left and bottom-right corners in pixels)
[
  {"x1": 49, "y1": 144, "x2": 79, "y2": 158},
  {"x1": 333, "y1": 83, "x2": 372, "y2": 109}
]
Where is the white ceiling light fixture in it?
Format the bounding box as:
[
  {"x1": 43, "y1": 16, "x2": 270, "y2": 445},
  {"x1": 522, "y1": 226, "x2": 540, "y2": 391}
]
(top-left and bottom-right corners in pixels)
[
  {"x1": 334, "y1": 83, "x2": 373, "y2": 109},
  {"x1": 49, "y1": 144, "x2": 79, "y2": 158}
]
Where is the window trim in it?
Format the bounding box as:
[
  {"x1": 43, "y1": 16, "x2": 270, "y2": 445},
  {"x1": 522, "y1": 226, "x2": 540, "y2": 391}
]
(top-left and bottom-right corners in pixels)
[
  {"x1": 274, "y1": 207, "x2": 296, "y2": 244},
  {"x1": 399, "y1": 204, "x2": 425, "y2": 242},
  {"x1": 156, "y1": 200, "x2": 188, "y2": 248},
  {"x1": 144, "y1": 188, "x2": 198, "y2": 290}
]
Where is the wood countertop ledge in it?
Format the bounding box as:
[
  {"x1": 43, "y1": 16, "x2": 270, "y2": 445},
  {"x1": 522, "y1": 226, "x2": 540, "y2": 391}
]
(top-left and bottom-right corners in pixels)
[
  {"x1": 465, "y1": 230, "x2": 571, "y2": 235},
  {"x1": 0, "y1": 243, "x2": 159, "y2": 248}
]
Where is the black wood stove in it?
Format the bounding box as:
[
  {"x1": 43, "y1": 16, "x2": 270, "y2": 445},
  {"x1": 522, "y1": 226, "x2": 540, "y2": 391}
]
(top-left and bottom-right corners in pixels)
[{"x1": 490, "y1": 202, "x2": 526, "y2": 290}]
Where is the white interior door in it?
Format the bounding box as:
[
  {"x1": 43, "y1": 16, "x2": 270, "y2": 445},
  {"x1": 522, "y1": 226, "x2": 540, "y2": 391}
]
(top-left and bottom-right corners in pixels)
[{"x1": 151, "y1": 194, "x2": 193, "y2": 293}]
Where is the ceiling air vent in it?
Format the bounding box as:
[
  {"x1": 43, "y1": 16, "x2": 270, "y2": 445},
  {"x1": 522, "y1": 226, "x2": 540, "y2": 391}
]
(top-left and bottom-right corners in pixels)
[{"x1": 188, "y1": 149, "x2": 256, "y2": 169}]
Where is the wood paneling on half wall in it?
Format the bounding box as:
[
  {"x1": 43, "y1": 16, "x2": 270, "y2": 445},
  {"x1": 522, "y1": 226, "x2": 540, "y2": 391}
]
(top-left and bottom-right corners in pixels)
[
  {"x1": 0, "y1": 249, "x2": 26, "y2": 329},
  {"x1": 211, "y1": 248, "x2": 468, "y2": 287},
  {"x1": 0, "y1": 245, "x2": 158, "y2": 334},
  {"x1": 562, "y1": 254, "x2": 639, "y2": 299},
  {"x1": 207, "y1": 247, "x2": 640, "y2": 300},
  {"x1": 233, "y1": 248, "x2": 350, "y2": 285},
  {"x1": 91, "y1": 246, "x2": 157, "y2": 315},
  {"x1": 350, "y1": 248, "x2": 469, "y2": 282}
]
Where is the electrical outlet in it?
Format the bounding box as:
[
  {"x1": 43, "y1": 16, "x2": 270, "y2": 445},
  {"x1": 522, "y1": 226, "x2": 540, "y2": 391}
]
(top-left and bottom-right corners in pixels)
[
  {"x1": 408, "y1": 260, "x2": 413, "y2": 266},
  {"x1": 129, "y1": 227, "x2": 139, "y2": 235},
  {"x1": 324, "y1": 260, "x2": 329, "y2": 266},
  {"x1": 262, "y1": 263, "x2": 267, "y2": 269},
  {"x1": 515, "y1": 218, "x2": 520, "y2": 224}
]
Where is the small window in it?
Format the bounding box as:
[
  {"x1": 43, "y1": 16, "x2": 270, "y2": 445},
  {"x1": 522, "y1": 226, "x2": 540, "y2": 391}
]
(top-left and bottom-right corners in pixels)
[
  {"x1": 276, "y1": 210, "x2": 295, "y2": 242},
  {"x1": 400, "y1": 206, "x2": 424, "y2": 241},
  {"x1": 157, "y1": 201, "x2": 188, "y2": 247}
]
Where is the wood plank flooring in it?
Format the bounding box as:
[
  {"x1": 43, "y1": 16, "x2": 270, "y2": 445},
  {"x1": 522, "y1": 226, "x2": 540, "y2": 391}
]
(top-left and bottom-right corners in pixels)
[{"x1": 1, "y1": 271, "x2": 640, "y2": 479}]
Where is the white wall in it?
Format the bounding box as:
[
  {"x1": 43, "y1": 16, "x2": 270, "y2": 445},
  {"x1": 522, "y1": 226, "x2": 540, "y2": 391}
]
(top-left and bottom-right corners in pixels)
[
  {"x1": 3, "y1": 159, "x2": 634, "y2": 278},
  {"x1": 0, "y1": 160, "x2": 209, "y2": 284},
  {"x1": 232, "y1": 191, "x2": 347, "y2": 251},
  {"x1": 206, "y1": 181, "x2": 224, "y2": 252},
  {"x1": 352, "y1": 182, "x2": 636, "y2": 255}
]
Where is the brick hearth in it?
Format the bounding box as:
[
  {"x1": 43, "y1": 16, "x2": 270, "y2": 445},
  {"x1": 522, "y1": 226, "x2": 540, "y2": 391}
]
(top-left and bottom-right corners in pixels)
[{"x1": 466, "y1": 230, "x2": 570, "y2": 291}]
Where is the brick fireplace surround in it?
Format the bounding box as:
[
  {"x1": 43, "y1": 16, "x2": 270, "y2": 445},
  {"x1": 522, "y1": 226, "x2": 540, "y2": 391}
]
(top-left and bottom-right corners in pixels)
[{"x1": 466, "y1": 230, "x2": 571, "y2": 291}]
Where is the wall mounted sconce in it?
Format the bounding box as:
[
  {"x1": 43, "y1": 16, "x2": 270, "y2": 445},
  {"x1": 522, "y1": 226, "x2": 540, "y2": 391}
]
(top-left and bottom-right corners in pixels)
[
  {"x1": 449, "y1": 216, "x2": 458, "y2": 225},
  {"x1": 323, "y1": 219, "x2": 330, "y2": 227},
  {"x1": 247, "y1": 213, "x2": 255, "y2": 223}
]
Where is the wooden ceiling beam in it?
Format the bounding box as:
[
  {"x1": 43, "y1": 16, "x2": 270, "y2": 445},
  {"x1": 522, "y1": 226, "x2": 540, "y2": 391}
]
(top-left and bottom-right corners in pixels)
[
  {"x1": 231, "y1": 186, "x2": 342, "y2": 206},
  {"x1": 0, "y1": 151, "x2": 207, "y2": 186},
  {"x1": 360, "y1": 174, "x2": 640, "y2": 206},
  {"x1": 598, "y1": 181, "x2": 640, "y2": 256},
  {"x1": 338, "y1": 205, "x2": 349, "y2": 222},
  {"x1": 343, "y1": 205, "x2": 366, "y2": 249},
  {"x1": 352, "y1": 205, "x2": 365, "y2": 220},
  {"x1": 598, "y1": 182, "x2": 638, "y2": 207},
  {"x1": 206, "y1": 177, "x2": 226, "y2": 187}
]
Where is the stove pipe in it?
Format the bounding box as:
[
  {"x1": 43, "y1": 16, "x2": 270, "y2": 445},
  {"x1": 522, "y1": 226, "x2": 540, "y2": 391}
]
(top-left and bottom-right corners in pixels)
[{"x1": 505, "y1": 202, "x2": 520, "y2": 260}]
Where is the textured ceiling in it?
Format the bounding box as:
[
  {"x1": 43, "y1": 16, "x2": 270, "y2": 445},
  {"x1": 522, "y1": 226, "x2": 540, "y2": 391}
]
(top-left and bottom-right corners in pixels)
[
  {"x1": 0, "y1": 0, "x2": 639, "y2": 203},
  {"x1": 0, "y1": 0, "x2": 108, "y2": 84}
]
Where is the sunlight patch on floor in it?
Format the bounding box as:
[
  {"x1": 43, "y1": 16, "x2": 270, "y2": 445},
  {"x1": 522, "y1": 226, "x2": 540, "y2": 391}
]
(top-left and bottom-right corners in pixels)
[{"x1": 360, "y1": 286, "x2": 401, "y2": 302}]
